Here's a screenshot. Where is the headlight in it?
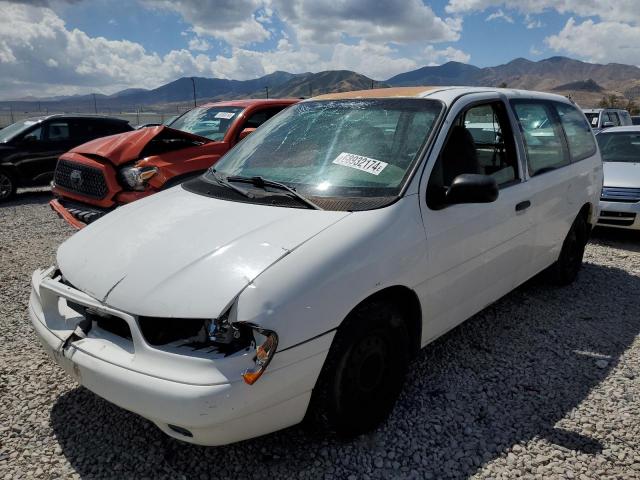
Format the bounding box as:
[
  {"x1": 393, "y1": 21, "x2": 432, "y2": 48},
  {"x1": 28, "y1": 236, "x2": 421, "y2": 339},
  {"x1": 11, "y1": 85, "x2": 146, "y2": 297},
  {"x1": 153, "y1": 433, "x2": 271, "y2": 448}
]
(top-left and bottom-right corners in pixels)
[
  {"x1": 204, "y1": 315, "x2": 278, "y2": 385},
  {"x1": 119, "y1": 165, "x2": 158, "y2": 190}
]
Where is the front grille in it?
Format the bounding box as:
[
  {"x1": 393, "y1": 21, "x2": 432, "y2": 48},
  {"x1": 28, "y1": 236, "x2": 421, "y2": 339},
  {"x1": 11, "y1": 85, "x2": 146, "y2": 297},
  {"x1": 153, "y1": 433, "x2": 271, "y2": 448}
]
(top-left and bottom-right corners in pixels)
[
  {"x1": 601, "y1": 186, "x2": 640, "y2": 203},
  {"x1": 138, "y1": 316, "x2": 205, "y2": 346},
  {"x1": 55, "y1": 159, "x2": 108, "y2": 199},
  {"x1": 66, "y1": 300, "x2": 132, "y2": 340}
]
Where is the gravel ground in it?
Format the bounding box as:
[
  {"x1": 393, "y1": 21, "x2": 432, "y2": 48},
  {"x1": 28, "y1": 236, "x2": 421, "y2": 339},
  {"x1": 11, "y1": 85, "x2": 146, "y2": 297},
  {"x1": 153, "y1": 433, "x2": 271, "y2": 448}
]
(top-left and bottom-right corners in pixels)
[{"x1": 1, "y1": 190, "x2": 639, "y2": 480}]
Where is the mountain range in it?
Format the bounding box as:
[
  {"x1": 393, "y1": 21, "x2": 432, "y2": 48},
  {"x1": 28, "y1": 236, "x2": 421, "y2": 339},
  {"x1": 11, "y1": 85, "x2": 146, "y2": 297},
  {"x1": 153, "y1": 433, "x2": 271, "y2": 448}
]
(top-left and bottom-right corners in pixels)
[{"x1": 2, "y1": 56, "x2": 639, "y2": 113}]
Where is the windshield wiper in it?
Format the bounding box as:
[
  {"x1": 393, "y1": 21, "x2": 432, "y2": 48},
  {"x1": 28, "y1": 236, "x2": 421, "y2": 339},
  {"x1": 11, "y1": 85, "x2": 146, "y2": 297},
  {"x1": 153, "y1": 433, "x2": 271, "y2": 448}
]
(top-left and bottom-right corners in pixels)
[
  {"x1": 226, "y1": 175, "x2": 323, "y2": 210},
  {"x1": 210, "y1": 170, "x2": 254, "y2": 199}
]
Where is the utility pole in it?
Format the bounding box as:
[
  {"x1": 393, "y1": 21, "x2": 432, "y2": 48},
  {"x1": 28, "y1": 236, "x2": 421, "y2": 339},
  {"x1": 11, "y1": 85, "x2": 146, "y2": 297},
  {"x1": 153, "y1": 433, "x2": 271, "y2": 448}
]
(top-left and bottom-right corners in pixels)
[
  {"x1": 191, "y1": 77, "x2": 197, "y2": 107},
  {"x1": 371, "y1": 80, "x2": 374, "y2": 89},
  {"x1": 309, "y1": 82, "x2": 312, "y2": 98},
  {"x1": 9, "y1": 104, "x2": 14, "y2": 123},
  {"x1": 93, "y1": 93, "x2": 97, "y2": 114},
  {"x1": 265, "y1": 86, "x2": 269, "y2": 99}
]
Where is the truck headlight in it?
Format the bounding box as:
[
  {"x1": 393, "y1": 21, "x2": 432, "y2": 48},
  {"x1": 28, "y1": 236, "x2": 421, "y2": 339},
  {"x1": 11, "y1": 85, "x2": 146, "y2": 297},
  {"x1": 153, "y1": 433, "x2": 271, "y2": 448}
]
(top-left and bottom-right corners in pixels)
[{"x1": 120, "y1": 165, "x2": 158, "y2": 190}]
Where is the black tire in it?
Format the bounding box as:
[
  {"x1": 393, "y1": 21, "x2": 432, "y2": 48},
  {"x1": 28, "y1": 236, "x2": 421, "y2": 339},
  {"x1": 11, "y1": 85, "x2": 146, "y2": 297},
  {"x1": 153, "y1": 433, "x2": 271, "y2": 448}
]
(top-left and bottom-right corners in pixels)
[
  {"x1": 546, "y1": 214, "x2": 588, "y2": 285},
  {"x1": 0, "y1": 169, "x2": 16, "y2": 202},
  {"x1": 306, "y1": 301, "x2": 410, "y2": 436}
]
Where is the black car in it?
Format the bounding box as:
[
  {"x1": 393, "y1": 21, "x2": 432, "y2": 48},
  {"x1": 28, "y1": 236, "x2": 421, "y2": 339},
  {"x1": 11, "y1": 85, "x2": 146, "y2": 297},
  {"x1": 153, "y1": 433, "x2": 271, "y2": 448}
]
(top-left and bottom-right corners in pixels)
[
  {"x1": 632, "y1": 116, "x2": 640, "y2": 126},
  {"x1": 0, "y1": 115, "x2": 132, "y2": 200}
]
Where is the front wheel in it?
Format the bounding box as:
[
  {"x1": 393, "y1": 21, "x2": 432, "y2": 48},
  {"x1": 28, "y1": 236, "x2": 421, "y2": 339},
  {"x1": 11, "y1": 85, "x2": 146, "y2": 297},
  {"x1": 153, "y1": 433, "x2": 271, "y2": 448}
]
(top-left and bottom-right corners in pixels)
[
  {"x1": 546, "y1": 214, "x2": 588, "y2": 285},
  {"x1": 306, "y1": 301, "x2": 410, "y2": 436},
  {"x1": 0, "y1": 169, "x2": 16, "y2": 201}
]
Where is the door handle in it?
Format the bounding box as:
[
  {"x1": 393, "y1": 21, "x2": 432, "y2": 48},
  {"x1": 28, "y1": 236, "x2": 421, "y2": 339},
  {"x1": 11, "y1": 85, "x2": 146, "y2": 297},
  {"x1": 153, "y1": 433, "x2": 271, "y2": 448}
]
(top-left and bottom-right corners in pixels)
[{"x1": 515, "y1": 200, "x2": 531, "y2": 212}]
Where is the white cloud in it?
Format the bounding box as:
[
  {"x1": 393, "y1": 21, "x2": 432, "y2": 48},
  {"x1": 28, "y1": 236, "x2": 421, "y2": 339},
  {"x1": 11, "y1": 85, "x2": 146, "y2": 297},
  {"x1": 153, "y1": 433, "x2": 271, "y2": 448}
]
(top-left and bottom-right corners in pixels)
[
  {"x1": 271, "y1": 0, "x2": 462, "y2": 45},
  {"x1": 0, "y1": 1, "x2": 471, "y2": 98},
  {"x1": 188, "y1": 37, "x2": 210, "y2": 51},
  {"x1": 545, "y1": 18, "x2": 640, "y2": 66},
  {"x1": 529, "y1": 45, "x2": 542, "y2": 56},
  {"x1": 486, "y1": 9, "x2": 513, "y2": 23},
  {"x1": 445, "y1": 0, "x2": 640, "y2": 24},
  {"x1": 329, "y1": 42, "x2": 417, "y2": 80},
  {"x1": 143, "y1": 0, "x2": 271, "y2": 47},
  {"x1": 524, "y1": 14, "x2": 543, "y2": 29},
  {"x1": 423, "y1": 45, "x2": 471, "y2": 65}
]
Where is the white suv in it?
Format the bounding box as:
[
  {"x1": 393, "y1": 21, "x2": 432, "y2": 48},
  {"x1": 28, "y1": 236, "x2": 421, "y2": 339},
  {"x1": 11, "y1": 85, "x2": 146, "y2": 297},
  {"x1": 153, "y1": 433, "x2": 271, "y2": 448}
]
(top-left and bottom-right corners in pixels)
[{"x1": 29, "y1": 87, "x2": 603, "y2": 446}]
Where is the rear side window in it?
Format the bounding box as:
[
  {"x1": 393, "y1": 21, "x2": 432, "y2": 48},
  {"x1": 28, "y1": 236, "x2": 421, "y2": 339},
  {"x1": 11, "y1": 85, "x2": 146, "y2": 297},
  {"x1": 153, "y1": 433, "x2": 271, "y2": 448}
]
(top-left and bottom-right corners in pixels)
[
  {"x1": 242, "y1": 106, "x2": 287, "y2": 130},
  {"x1": 554, "y1": 102, "x2": 597, "y2": 162},
  {"x1": 46, "y1": 122, "x2": 70, "y2": 141},
  {"x1": 512, "y1": 101, "x2": 569, "y2": 176}
]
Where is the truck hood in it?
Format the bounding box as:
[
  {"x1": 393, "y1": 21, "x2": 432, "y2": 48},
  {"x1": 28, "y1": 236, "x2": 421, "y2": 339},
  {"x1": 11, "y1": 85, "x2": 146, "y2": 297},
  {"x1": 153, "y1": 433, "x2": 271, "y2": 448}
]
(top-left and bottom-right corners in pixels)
[
  {"x1": 57, "y1": 186, "x2": 350, "y2": 318},
  {"x1": 69, "y1": 126, "x2": 212, "y2": 166},
  {"x1": 603, "y1": 162, "x2": 640, "y2": 188}
]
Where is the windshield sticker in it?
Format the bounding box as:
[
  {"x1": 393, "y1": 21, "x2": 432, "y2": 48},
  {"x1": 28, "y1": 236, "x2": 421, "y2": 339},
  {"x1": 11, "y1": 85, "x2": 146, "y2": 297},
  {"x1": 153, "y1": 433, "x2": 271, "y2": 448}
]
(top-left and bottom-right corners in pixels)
[
  {"x1": 215, "y1": 112, "x2": 236, "y2": 120},
  {"x1": 333, "y1": 152, "x2": 388, "y2": 176}
]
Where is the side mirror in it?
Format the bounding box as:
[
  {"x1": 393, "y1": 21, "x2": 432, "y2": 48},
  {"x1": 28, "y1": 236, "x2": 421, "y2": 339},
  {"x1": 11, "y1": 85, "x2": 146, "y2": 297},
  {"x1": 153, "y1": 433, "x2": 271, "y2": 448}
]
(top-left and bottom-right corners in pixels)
[
  {"x1": 602, "y1": 121, "x2": 615, "y2": 128},
  {"x1": 239, "y1": 127, "x2": 256, "y2": 140},
  {"x1": 445, "y1": 174, "x2": 498, "y2": 205},
  {"x1": 21, "y1": 135, "x2": 39, "y2": 144}
]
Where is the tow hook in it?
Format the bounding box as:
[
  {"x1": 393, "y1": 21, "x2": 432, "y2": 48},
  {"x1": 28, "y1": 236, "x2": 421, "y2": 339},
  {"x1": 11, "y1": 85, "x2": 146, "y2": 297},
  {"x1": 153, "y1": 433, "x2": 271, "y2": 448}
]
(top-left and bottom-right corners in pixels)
[{"x1": 59, "y1": 318, "x2": 92, "y2": 356}]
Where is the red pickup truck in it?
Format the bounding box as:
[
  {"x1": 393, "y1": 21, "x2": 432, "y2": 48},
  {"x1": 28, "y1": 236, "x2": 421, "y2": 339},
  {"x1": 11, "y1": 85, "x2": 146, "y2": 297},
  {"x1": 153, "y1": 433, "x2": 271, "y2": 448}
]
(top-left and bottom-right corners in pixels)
[{"x1": 50, "y1": 99, "x2": 299, "y2": 228}]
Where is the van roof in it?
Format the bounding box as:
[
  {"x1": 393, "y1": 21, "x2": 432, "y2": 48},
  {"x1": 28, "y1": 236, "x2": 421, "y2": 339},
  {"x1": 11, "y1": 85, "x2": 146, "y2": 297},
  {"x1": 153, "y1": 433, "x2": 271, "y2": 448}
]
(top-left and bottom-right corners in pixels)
[{"x1": 311, "y1": 86, "x2": 572, "y2": 104}]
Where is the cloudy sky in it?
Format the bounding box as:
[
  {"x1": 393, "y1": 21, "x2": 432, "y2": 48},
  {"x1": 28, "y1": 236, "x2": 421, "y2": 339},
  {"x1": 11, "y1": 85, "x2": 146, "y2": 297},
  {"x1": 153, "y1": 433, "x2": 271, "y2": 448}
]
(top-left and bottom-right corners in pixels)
[{"x1": 1, "y1": 0, "x2": 639, "y2": 99}]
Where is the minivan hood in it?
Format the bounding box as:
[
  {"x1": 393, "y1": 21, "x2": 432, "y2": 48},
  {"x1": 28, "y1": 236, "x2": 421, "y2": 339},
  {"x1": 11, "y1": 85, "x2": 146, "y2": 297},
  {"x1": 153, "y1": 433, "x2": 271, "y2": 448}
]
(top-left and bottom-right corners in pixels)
[
  {"x1": 603, "y1": 162, "x2": 640, "y2": 188},
  {"x1": 70, "y1": 126, "x2": 212, "y2": 166},
  {"x1": 57, "y1": 186, "x2": 349, "y2": 318}
]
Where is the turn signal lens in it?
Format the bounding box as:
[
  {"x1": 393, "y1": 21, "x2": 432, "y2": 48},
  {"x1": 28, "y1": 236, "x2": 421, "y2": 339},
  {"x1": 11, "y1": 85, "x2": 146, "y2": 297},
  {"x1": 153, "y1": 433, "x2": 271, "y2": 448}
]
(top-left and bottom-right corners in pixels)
[{"x1": 242, "y1": 327, "x2": 278, "y2": 385}]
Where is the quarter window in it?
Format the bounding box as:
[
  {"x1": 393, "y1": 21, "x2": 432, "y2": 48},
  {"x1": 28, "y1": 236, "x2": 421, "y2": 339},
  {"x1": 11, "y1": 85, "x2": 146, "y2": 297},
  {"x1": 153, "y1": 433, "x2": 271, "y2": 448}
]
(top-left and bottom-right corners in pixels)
[
  {"x1": 554, "y1": 102, "x2": 597, "y2": 162},
  {"x1": 512, "y1": 101, "x2": 568, "y2": 176}
]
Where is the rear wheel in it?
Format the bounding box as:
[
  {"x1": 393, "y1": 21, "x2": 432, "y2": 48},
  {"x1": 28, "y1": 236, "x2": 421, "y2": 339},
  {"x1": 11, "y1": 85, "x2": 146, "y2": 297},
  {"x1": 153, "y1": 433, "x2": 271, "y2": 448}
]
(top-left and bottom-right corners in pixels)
[
  {"x1": 0, "y1": 169, "x2": 16, "y2": 201},
  {"x1": 306, "y1": 301, "x2": 410, "y2": 436},
  {"x1": 546, "y1": 214, "x2": 588, "y2": 285}
]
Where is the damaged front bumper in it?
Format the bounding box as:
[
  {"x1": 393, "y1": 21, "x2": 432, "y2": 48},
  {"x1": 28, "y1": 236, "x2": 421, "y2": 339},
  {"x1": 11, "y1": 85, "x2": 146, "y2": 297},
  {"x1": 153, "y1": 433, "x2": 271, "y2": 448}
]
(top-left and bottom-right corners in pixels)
[
  {"x1": 50, "y1": 198, "x2": 112, "y2": 229},
  {"x1": 29, "y1": 267, "x2": 333, "y2": 445}
]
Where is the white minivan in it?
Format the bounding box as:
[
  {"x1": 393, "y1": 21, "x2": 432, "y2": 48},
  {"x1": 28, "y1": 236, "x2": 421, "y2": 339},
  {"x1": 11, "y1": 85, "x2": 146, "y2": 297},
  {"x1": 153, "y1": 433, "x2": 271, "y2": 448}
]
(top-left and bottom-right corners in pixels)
[{"x1": 29, "y1": 87, "x2": 602, "y2": 446}]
